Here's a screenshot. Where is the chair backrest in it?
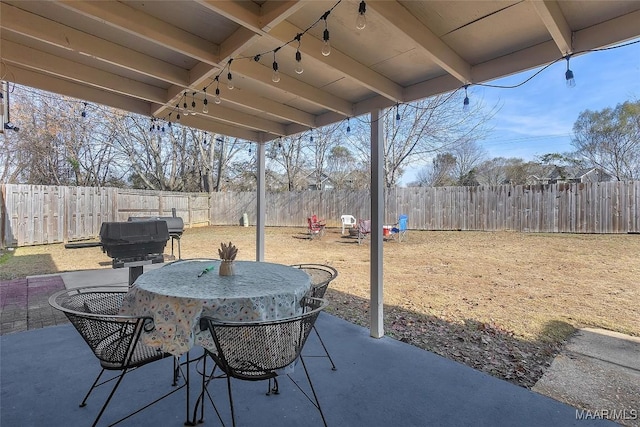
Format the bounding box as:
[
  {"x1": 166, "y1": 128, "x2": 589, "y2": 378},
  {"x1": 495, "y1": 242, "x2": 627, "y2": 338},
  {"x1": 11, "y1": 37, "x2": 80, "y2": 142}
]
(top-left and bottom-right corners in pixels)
[
  {"x1": 49, "y1": 286, "x2": 157, "y2": 369},
  {"x1": 398, "y1": 214, "x2": 408, "y2": 231},
  {"x1": 201, "y1": 297, "x2": 328, "y2": 380},
  {"x1": 340, "y1": 215, "x2": 356, "y2": 226},
  {"x1": 358, "y1": 219, "x2": 371, "y2": 234},
  {"x1": 290, "y1": 264, "x2": 338, "y2": 298}
]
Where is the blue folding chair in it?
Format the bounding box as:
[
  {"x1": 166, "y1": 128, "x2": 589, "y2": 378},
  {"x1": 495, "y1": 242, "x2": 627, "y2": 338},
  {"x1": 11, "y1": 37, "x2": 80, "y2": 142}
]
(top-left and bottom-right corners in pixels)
[{"x1": 389, "y1": 215, "x2": 408, "y2": 242}]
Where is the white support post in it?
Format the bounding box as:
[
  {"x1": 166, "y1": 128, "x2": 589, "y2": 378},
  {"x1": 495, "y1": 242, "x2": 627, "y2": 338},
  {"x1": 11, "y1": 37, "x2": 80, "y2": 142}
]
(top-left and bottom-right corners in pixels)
[
  {"x1": 370, "y1": 109, "x2": 384, "y2": 338},
  {"x1": 256, "y1": 142, "x2": 266, "y2": 262}
]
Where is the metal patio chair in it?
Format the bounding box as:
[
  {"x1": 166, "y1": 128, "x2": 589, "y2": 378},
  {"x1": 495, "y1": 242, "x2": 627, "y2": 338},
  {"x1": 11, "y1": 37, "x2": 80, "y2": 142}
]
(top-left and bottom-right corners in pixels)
[
  {"x1": 49, "y1": 286, "x2": 186, "y2": 427},
  {"x1": 307, "y1": 214, "x2": 326, "y2": 240},
  {"x1": 198, "y1": 297, "x2": 329, "y2": 427},
  {"x1": 290, "y1": 264, "x2": 339, "y2": 370}
]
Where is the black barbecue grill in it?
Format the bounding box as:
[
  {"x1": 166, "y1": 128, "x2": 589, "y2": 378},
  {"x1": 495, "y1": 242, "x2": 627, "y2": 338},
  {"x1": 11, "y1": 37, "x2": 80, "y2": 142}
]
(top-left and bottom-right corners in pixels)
[
  {"x1": 65, "y1": 219, "x2": 170, "y2": 286},
  {"x1": 128, "y1": 210, "x2": 184, "y2": 260}
]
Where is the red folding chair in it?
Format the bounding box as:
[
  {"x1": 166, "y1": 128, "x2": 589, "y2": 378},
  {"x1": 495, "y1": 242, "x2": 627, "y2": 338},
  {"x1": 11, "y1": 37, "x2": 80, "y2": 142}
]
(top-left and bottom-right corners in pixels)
[{"x1": 307, "y1": 215, "x2": 326, "y2": 239}]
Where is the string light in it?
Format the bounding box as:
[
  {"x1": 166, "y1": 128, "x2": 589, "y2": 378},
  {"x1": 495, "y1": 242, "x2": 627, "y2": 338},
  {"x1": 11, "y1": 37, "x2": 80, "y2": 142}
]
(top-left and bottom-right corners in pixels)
[
  {"x1": 214, "y1": 77, "x2": 221, "y2": 104},
  {"x1": 191, "y1": 92, "x2": 197, "y2": 115},
  {"x1": 322, "y1": 12, "x2": 331, "y2": 56},
  {"x1": 294, "y1": 34, "x2": 304, "y2": 74},
  {"x1": 81, "y1": 102, "x2": 87, "y2": 118},
  {"x1": 202, "y1": 88, "x2": 209, "y2": 113},
  {"x1": 183, "y1": 91, "x2": 188, "y2": 112},
  {"x1": 227, "y1": 59, "x2": 234, "y2": 90},
  {"x1": 463, "y1": 85, "x2": 470, "y2": 111},
  {"x1": 565, "y1": 56, "x2": 576, "y2": 88},
  {"x1": 395, "y1": 103, "x2": 401, "y2": 122},
  {"x1": 356, "y1": 1, "x2": 367, "y2": 30},
  {"x1": 272, "y1": 48, "x2": 281, "y2": 83},
  {"x1": 346, "y1": 118, "x2": 351, "y2": 133}
]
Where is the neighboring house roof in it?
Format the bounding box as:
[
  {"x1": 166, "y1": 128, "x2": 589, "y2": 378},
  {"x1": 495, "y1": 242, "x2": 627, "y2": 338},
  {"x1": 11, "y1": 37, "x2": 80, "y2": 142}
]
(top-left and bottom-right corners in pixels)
[{"x1": 537, "y1": 167, "x2": 613, "y2": 183}]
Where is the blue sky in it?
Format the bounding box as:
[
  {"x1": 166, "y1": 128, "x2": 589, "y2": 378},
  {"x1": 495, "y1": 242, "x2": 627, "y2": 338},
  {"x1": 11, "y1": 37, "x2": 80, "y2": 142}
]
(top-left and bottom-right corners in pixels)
[
  {"x1": 472, "y1": 39, "x2": 640, "y2": 160},
  {"x1": 400, "y1": 38, "x2": 640, "y2": 185}
]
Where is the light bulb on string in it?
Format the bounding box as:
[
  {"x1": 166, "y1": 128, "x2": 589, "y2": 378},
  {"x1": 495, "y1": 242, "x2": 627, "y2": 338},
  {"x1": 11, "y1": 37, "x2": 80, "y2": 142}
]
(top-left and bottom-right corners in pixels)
[
  {"x1": 202, "y1": 88, "x2": 209, "y2": 113},
  {"x1": 346, "y1": 118, "x2": 351, "y2": 133},
  {"x1": 272, "y1": 50, "x2": 281, "y2": 83},
  {"x1": 356, "y1": 1, "x2": 367, "y2": 30},
  {"x1": 227, "y1": 59, "x2": 234, "y2": 90},
  {"x1": 183, "y1": 91, "x2": 188, "y2": 112},
  {"x1": 294, "y1": 34, "x2": 304, "y2": 74},
  {"x1": 463, "y1": 85, "x2": 470, "y2": 112},
  {"x1": 565, "y1": 56, "x2": 576, "y2": 88},
  {"x1": 81, "y1": 102, "x2": 87, "y2": 118},
  {"x1": 322, "y1": 25, "x2": 331, "y2": 56},
  {"x1": 227, "y1": 72, "x2": 234, "y2": 90},
  {"x1": 176, "y1": 113, "x2": 181, "y2": 123},
  {"x1": 191, "y1": 93, "x2": 197, "y2": 115},
  {"x1": 214, "y1": 77, "x2": 221, "y2": 104},
  {"x1": 395, "y1": 104, "x2": 401, "y2": 122}
]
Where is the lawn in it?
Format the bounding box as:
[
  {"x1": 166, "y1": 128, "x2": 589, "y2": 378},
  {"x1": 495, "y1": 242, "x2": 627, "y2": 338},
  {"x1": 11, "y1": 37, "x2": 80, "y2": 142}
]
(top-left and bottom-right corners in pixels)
[{"x1": 2, "y1": 225, "x2": 638, "y2": 388}]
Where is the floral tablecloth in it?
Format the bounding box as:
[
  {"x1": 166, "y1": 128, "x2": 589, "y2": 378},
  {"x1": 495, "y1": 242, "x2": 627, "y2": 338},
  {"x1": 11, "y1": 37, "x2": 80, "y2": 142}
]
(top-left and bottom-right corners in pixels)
[{"x1": 119, "y1": 259, "x2": 311, "y2": 356}]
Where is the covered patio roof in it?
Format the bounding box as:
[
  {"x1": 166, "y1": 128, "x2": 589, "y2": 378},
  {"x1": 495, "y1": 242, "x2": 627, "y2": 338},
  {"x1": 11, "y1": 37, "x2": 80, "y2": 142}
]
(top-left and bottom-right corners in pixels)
[
  {"x1": 2, "y1": 0, "x2": 640, "y2": 338},
  {"x1": 2, "y1": 0, "x2": 639, "y2": 141}
]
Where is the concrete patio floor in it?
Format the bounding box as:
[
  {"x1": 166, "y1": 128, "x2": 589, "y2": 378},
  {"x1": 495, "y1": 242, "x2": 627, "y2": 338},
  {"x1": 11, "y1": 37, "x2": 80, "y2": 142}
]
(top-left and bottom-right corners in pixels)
[{"x1": 0, "y1": 268, "x2": 620, "y2": 426}]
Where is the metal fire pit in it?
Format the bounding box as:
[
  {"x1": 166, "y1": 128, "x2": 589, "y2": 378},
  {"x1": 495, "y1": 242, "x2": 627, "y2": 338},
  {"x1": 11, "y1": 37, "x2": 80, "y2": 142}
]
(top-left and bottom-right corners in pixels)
[{"x1": 65, "y1": 220, "x2": 170, "y2": 286}]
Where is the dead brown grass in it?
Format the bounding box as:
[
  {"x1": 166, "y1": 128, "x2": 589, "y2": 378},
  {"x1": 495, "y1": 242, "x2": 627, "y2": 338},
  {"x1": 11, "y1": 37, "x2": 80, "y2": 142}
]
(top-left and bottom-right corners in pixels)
[{"x1": 2, "y1": 226, "x2": 638, "y2": 387}]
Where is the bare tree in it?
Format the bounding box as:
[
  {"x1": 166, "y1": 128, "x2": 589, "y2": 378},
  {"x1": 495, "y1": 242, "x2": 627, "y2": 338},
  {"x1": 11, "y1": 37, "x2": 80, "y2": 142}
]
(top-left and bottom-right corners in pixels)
[
  {"x1": 349, "y1": 93, "x2": 492, "y2": 188},
  {"x1": 3, "y1": 84, "x2": 124, "y2": 186},
  {"x1": 266, "y1": 135, "x2": 309, "y2": 191},
  {"x1": 571, "y1": 101, "x2": 640, "y2": 180}
]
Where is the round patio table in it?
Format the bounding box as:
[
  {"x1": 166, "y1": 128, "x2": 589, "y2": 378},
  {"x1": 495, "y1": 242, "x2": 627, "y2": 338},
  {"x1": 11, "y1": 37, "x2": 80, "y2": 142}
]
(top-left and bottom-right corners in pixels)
[{"x1": 119, "y1": 259, "x2": 311, "y2": 356}]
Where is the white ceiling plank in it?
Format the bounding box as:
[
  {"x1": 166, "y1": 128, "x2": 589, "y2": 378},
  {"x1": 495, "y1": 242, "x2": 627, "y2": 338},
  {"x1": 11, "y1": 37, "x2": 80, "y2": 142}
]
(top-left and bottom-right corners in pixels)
[
  {"x1": 204, "y1": 106, "x2": 286, "y2": 135},
  {"x1": 259, "y1": 1, "x2": 307, "y2": 32},
  {"x1": 180, "y1": 114, "x2": 260, "y2": 142},
  {"x1": 5, "y1": 64, "x2": 151, "y2": 116},
  {"x1": 57, "y1": 0, "x2": 220, "y2": 64},
  {"x1": 231, "y1": 60, "x2": 354, "y2": 116},
  {"x1": 269, "y1": 21, "x2": 404, "y2": 102},
  {"x1": 219, "y1": 89, "x2": 316, "y2": 128},
  {"x1": 368, "y1": 0, "x2": 472, "y2": 84},
  {"x1": 530, "y1": 0, "x2": 573, "y2": 55},
  {"x1": 2, "y1": 40, "x2": 167, "y2": 104},
  {"x1": 0, "y1": 3, "x2": 189, "y2": 86},
  {"x1": 573, "y1": 9, "x2": 640, "y2": 52},
  {"x1": 196, "y1": 0, "x2": 262, "y2": 33}
]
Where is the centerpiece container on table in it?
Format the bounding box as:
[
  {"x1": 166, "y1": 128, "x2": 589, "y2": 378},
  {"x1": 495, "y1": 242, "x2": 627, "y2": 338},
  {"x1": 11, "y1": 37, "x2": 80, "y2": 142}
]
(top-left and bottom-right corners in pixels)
[{"x1": 218, "y1": 241, "x2": 238, "y2": 276}]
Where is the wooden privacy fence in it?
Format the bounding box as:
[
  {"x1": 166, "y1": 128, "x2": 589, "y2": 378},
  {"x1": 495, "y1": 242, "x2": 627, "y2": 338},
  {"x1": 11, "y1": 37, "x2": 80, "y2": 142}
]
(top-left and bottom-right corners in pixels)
[{"x1": 2, "y1": 181, "x2": 639, "y2": 247}]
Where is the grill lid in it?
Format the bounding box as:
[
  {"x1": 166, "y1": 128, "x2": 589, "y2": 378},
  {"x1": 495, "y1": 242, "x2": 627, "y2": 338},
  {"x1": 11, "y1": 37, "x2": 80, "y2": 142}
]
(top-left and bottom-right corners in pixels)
[
  {"x1": 128, "y1": 216, "x2": 184, "y2": 236},
  {"x1": 99, "y1": 220, "x2": 169, "y2": 259}
]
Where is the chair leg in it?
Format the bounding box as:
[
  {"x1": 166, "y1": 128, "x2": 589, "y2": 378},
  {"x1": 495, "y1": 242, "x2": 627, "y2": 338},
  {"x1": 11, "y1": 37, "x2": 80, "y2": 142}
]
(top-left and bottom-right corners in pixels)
[
  {"x1": 298, "y1": 356, "x2": 328, "y2": 427},
  {"x1": 92, "y1": 369, "x2": 128, "y2": 427},
  {"x1": 226, "y1": 375, "x2": 237, "y2": 427},
  {"x1": 80, "y1": 368, "x2": 107, "y2": 407},
  {"x1": 313, "y1": 326, "x2": 337, "y2": 370}
]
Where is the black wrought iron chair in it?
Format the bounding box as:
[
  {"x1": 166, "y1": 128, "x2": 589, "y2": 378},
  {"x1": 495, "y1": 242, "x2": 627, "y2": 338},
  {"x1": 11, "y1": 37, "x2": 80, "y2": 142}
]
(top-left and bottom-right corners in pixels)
[
  {"x1": 290, "y1": 263, "x2": 338, "y2": 370},
  {"x1": 198, "y1": 297, "x2": 329, "y2": 427},
  {"x1": 49, "y1": 286, "x2": 186, "y2": 427}
]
